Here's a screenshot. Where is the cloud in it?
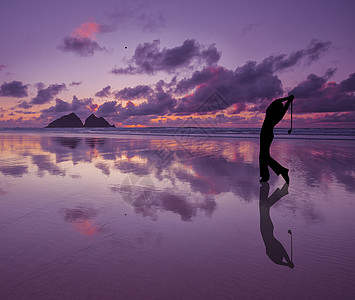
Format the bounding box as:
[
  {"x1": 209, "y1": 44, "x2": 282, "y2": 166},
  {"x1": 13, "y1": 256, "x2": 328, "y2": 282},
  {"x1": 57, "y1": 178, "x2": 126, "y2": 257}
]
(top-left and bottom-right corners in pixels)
[
  {"x1": 95, "y1": 85, "x2": 112, "y2": 97},
  {"x1": 40, "y1": 96, "x2": 95, "y2": 121},
  {"x1": 340, "y1": 73, "x2": 355, "y2": 92},
  {"x1": 239, "y1": 23, "x2": 261, "y2": 39},
  {"x1": 100, "y1": 40, "x2": 337, "y2": 125},
  {"x1": 72, "y1": 22, "x2": 101, "y2": 39},
  {"x1": 58, "y1": 21, "x2": 109, "y2": 57},
  {"x1": 95, "y1": 101, "x2": 121, "y2": 117},
  {"x1": 290, "y1": 70, "x2": 355, "y2": 113},
  {"x1": 111, "y1": 39, "x2": 221, "y2": 75},
  {"x1": 107, "y1": 3, "x2": 166, "y2": 33},
  {"x1": 136, "y1": 12, "x2": 165, "y2": 33},
  {"x1": 69, "y1": 81, "x2": 82, "y2": 86},
  {"x1": 259, "y1": 39, "x2": 331, "y2": 72},
  {"x1": 0, "y1": 64, "x2": 7, "y2": 71},
  {"x1": 0, "y1": 81, "x2": 28, "y2": 97},
  {"x1": 109, "y1": 40, "x2": 331, "y2": 122},
  {"x1": 58, "y1": 36, "x2": 105, "y2": 57},
  {"x1": 115, "y1": 91, "x2": 176, "y2": 122},
  {"x1": 14, "y1": 110, "x2": 37, "y2": 115},
  {"x1": 31, "y1": 83, "x2": 66, "y2": 105},
  {"x1": 172, "y1": 64, "x2": 282, "y2": 115},
  {"x1": 114, "y1": 85, "x2": 152, "y2": 100},
  {"x1": 17, "y1": 100, "x2": 32, "y2": 109}
]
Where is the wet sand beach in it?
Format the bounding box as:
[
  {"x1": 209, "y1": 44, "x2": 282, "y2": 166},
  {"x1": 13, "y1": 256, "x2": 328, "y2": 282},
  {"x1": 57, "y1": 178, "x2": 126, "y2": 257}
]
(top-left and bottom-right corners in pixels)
[{"x1": 0, "y1": 132, "x2": 354, "y2": 299}]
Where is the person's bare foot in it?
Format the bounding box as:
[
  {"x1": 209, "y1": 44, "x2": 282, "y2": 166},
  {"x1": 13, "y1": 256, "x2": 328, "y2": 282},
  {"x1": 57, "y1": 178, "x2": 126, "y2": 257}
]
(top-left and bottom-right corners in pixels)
[{"x1": 281, "y1": 169, "x2": 289, "y2": 184}]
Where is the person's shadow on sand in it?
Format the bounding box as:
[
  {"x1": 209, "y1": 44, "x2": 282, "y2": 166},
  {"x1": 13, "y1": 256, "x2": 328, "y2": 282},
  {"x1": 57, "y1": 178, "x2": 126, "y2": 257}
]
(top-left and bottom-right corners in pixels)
[{"x1": 259, "y1": 182, "x2": 294, "y2": 268}]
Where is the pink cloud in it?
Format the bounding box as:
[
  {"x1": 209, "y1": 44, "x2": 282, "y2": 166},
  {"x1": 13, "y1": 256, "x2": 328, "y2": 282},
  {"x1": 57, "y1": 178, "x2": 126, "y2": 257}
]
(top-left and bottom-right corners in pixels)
[{"x1": 72, "y1": 22, "x2": 101, "y2": 39}]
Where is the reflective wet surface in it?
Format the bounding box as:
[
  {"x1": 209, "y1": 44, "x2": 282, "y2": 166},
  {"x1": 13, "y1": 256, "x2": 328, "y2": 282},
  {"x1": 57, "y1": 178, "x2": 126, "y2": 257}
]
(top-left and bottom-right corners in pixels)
[{"x1": 0, "y1": 132, "x2": 354, "y2": 299}]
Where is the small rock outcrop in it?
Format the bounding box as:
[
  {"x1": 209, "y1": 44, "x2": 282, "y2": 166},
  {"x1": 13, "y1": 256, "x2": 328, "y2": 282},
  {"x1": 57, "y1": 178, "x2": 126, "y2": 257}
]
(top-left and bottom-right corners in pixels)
[
  {"x1": 45, "y1": 113, "x2": 115, "y2": 128},
  {"x1": 84, "y1": 114, "x2": 115, "y2": 128},
  {"x1": 45, "y1": 113, "x2": 83, "y2": 128}
]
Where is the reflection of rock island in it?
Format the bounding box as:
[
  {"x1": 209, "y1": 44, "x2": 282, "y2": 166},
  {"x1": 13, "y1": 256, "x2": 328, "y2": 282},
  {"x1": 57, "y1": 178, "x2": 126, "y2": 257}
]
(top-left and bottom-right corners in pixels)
[{"x1": 45, "y1": 113, "x2": 115, "y2": 128}]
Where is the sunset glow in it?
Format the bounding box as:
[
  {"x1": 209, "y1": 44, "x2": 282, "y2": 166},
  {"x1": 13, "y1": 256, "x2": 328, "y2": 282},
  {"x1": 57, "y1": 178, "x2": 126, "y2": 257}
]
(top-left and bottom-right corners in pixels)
[{"x1": 1, "y1": 1, "x2": 354, "y2": 128}]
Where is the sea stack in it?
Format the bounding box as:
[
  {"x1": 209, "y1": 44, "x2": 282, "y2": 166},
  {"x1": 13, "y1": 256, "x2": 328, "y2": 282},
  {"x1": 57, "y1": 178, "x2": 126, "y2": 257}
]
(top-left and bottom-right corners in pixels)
[
  {"x1": 83, "y1": 114, "x2": 115, "y2": 128},
  {"x1": 45, "y1": 113, "x2": 83, "y2": 128}
]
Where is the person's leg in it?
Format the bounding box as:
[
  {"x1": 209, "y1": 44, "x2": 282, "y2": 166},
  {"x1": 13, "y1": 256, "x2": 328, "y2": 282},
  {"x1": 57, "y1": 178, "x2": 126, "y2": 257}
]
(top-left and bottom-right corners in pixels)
[
  {"x1": 268, "y1": 156, "x2": 289, "y2": 183},
  {"x1": 259, "y1": 152, "x2": 270, "y2": 181},
  {"x1": 259, "y1": 134, "x2": 272, "y2": 181}
]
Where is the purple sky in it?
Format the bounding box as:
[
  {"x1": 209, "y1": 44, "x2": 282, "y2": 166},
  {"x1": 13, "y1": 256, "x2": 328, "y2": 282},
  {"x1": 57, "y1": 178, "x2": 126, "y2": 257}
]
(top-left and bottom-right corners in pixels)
[{"x1": 1, "y1": 0, "x2": 355, "y2": 127}]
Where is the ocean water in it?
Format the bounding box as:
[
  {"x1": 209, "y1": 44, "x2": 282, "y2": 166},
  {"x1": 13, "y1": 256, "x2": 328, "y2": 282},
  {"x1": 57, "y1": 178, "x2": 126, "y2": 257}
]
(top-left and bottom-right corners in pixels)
[
  {"x1": 0, "y1": 130, "x2": 354, "y2": 299},
  {"x1": 1, "y1": 126, "x2": 355, "y2": 140}
]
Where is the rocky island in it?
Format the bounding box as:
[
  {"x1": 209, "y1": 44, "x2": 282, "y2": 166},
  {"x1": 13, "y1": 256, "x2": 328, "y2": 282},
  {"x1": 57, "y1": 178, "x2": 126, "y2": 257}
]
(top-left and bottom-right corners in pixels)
[{"x1": 45, "y1": 113, "x2": 115, "y2": 128}]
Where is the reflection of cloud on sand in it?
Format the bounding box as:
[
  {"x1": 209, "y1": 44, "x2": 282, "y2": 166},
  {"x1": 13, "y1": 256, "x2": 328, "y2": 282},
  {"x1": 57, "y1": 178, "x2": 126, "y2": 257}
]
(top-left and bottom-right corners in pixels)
[
  {"x1": 95, "y1": 162, "x2": 110, "y2": 176},
  {"x1": 60, "y1": 206, "x2": 101, "y2": 236},
  {"x1": 72, "y1": 219, "x2": 98, "y2": 236},
  {"x1": 31, "y1": 154, "x2": 66, "y2": 177},
  {"x1": 111, "y1": 185, "x2": 216, "y2": 221},
  {"x1": 0, "y1": 164, "x2": 28, "y2": 177},
  {"x1": 1, "y1": 134, "x2": 354, "y2": 225}
]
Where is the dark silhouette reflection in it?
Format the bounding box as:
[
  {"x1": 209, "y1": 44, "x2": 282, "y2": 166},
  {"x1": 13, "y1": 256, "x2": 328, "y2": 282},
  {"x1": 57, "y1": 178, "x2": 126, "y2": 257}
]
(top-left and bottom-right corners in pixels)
[
  {"x1": 53, "y1": 137, "x2": 81, "y2": 149},
  {"x1": 259, "y1": 95, "x2": 294, "y2": 183},
  {"x1": 85, "y1": 137, "x2": 106, "y2": 148},
  {"x1": 259, "y1": 182, "x2": 294, "y2": 268}
]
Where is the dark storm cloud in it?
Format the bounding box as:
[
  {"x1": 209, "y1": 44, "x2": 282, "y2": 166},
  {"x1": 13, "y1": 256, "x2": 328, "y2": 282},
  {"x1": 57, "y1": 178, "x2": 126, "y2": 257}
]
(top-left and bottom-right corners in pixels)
[
  {"x1": 95, "y1": 85, "x2": 112, "y2": 97},
  {"x1": 58, "y1": 36, "x2": 105, "y2": 57},
  {"x1": 31, "y1": 83, "x2": 66, "y2": 105},
  {"x1": 290, "y1": 70, "x2": 355, "y2": 113},
  {"x1": 111, "y1": 39, "x2": 221, "y2": 75},
  {"x1": 114, "y1": 85, "x2": 152, "y2": 100},
  {"x1": 0, "y1": 81, "x2": 28, "y2": 97}
]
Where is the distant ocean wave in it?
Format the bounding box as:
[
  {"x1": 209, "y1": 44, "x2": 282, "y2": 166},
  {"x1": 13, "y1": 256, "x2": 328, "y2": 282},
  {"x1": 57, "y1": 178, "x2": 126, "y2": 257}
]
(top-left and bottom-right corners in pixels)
[{"x1": 0, "y1": 127, "x2": 354, "y2": 140}]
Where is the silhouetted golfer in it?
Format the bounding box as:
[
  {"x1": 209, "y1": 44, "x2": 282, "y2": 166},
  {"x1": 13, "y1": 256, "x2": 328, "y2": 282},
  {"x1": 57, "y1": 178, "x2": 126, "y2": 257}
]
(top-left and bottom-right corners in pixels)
[
  {"x1": 259, "y1": 95, "x2": 294, "y2": 183},
  {"x1": 259, "y1": 182, "x2": 294, "y2": 268}
]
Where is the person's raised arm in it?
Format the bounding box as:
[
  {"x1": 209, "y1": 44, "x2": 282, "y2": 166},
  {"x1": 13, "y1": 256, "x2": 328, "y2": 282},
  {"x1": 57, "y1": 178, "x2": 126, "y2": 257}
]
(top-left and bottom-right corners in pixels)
[{"x1": 275, "y1": 95, "x2": 294, "y2": 103}]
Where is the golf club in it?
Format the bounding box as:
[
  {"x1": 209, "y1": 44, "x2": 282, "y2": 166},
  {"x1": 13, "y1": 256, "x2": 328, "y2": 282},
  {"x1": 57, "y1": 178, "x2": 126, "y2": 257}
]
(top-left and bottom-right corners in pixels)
[
  {"x1": 288, "y1": 229, "x2": 293, "y2": 262},
  {"x1": 288, "y1": 100, "x2": 293, "y2": 134}
]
